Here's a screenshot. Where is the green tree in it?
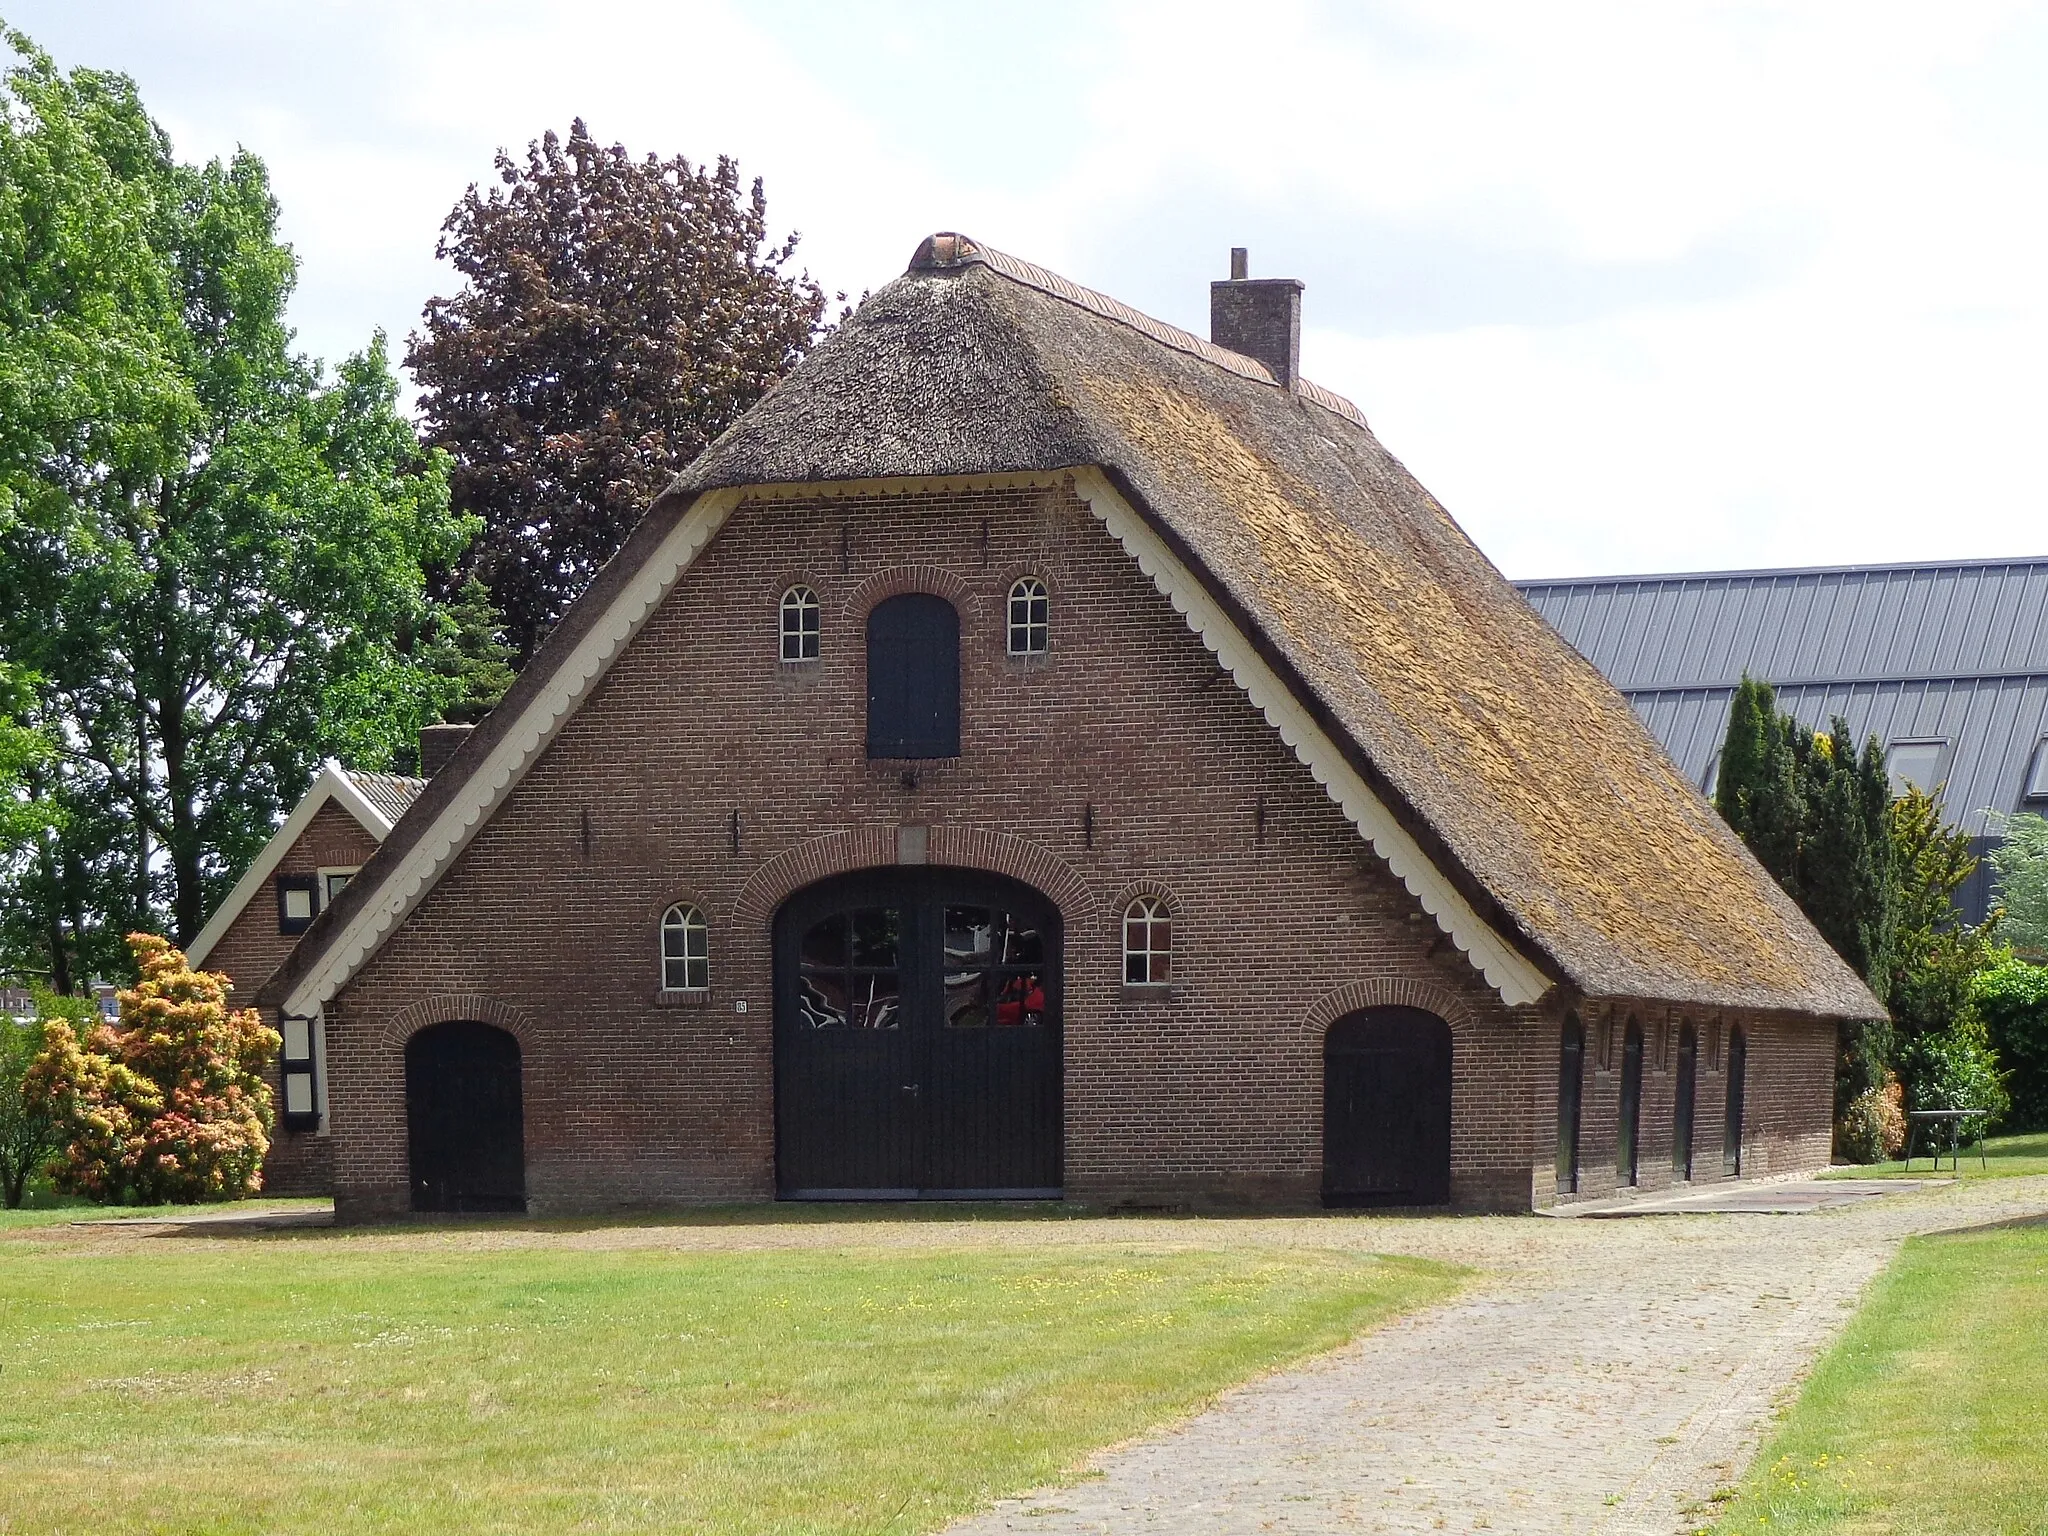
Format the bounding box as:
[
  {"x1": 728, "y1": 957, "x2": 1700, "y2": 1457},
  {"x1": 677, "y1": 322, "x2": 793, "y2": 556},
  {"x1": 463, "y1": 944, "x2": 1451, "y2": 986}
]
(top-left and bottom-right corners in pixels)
[
  {"x1": 0, "y1": 987, "x2": 86, "y2": 1207},
  {"x1": 1884, "y1": 787, "x2": 2007, "y2": 1127},
  {"x1": 1988, "y1": 811, "x2": 2048, "y2": 955},
  {"x1": 420, "y1": 576, "x2": 517, "y2": 725},
  {"x1": 1714, "y1": 678, "x2": 1900, "y2": 1153},
  {"x1": 408, "y1": 119, "x2": 837, "y2": 664},
  {"x1": 0, "y1": 30, "x2": 473, "y2": 970}
]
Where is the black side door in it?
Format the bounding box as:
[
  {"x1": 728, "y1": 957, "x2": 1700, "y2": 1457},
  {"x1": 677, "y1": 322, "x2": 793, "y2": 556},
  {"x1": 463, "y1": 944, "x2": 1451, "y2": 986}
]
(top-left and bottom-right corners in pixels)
[
  {"x1": 1323, "y1": 1007, "x2": 1453, "y2": 1207},
  {"x1": 406, "y1": 1021, "x2": 525, "y2": 1213}
]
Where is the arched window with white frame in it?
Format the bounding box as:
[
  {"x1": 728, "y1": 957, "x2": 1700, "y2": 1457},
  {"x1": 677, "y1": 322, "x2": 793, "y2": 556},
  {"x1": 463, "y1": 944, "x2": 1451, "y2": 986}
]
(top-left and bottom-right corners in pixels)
[
  {"x1": 661, "y1": 904, "x2": 709, "y2": 991},
  {"x1": 1007, "y1": 576, "x2": 1048, "y2": 655},
  {"x1": 780, "y1": 586, "x2": 820, "y2": 662},
  {"x1": 1123, "y1": 896, "x2": 1171, "y2": 984}
]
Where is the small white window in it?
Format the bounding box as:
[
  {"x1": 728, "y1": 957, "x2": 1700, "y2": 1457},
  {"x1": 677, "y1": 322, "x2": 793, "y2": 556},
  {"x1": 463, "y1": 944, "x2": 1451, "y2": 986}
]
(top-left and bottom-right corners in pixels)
[
  {"x1": 2026, "y1": 736, "x2": 2048, "y2": 800},
  {"x1": 1008, "y1": 577, "x2": 1049, "y2": 655},
  {"x1": 1887, "y1": 739, "x2": 1947, "y2": 796},
  {"x1": 1123, "y1": 896, "x2": 1171, "y2": 985},
  {"x1": 319, "y1": 867, "x2": 359, "y2": 907},
  {"x1": 780, "y1": 586, "x2": 820, "y2": 662},
  {"x1": 661, "y1": 904, "x2": 709, "y2": 991}
]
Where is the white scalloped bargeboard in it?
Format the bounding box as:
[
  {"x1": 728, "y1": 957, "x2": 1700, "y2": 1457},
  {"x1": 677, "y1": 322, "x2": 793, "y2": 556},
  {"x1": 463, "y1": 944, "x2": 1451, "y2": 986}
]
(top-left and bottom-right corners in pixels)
[{"x1": 1068, "y1": 468, "x2": 1549, "y2": 1008}]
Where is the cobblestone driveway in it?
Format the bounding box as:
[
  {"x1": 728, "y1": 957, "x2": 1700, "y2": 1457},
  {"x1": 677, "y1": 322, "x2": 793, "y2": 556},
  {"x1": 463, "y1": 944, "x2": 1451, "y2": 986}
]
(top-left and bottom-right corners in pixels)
[{"x1": 945, "y1": 1176, "x2": 2048, "y2": 1536}]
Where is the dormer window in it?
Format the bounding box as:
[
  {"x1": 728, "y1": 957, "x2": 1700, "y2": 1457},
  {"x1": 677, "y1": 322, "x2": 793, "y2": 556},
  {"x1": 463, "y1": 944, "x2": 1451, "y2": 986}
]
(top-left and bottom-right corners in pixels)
[
  {"x1": 780, "y1": 586, "x2": 821, "y2": 662},
  {"x1": 1008, "y1": 577, "x2": 1049, "y2": 655},
  {"x1": 1887, "y1": 739, "x2": 1947, "y2": 796}
]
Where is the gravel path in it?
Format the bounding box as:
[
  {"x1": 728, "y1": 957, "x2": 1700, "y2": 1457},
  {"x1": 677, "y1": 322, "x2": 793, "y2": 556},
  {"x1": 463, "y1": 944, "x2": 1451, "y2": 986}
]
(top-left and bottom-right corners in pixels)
[{"x1": 944, "y1": 1176, "x2": 2048, "y2": 1536}]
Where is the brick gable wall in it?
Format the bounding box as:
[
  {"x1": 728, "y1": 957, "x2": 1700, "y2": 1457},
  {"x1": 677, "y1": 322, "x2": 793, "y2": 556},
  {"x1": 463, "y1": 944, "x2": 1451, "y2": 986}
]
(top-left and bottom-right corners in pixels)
[
  {"x1": 205, "y1": 799, "x2": 379, "y2": 1195},
  {"x1": 320, "y1": 479, "x2": 1835, "y2": 1217}
]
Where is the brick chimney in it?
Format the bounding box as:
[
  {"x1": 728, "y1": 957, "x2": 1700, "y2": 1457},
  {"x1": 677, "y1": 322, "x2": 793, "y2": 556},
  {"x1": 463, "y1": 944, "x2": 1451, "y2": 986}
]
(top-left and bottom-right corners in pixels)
[
  {"x1": 418, "y1": 723, "x2": 474, "y2": 778},
  {"x1": 1209, "y1": 247, "x2": 1303, "y2": 388}
]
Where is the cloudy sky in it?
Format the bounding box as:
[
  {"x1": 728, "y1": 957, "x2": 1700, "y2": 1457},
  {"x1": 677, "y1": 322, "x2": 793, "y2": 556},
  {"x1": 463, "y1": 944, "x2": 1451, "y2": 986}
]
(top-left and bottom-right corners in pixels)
[{"x1": 12, "y1": 1, "x2": 2048, "y2": 579}]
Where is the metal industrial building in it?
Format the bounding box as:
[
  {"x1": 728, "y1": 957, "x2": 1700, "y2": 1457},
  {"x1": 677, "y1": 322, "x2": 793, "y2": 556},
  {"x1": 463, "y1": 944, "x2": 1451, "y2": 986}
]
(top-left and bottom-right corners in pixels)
[{"x1": 1519, "y1": 557, "x2": 2048, "y2": 921}]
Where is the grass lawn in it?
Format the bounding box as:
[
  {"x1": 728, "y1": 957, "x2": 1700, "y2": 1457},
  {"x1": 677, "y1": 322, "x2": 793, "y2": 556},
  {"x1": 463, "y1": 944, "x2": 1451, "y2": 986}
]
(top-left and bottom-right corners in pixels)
[
  {"x1": 0, "y1": 1219, "x2": 1457, "y2": 1534},
  {"x1": 1822, "y1": 1129, "x2": 2048, "y2": 1182},
  {"x1": 1707, "y1": 1221, "x2": 2048, "y2": 1535}
]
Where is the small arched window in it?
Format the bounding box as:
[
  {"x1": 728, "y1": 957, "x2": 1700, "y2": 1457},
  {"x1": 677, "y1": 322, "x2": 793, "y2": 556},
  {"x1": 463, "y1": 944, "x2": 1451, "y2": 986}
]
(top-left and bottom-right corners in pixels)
[
  {"x1": 1123, "y1": 896, "x2": 1171, "y2": 984},
  {"x1": 661, "y1": 904, "x2": 709, "y2": 991},
  {"x1": 780, "y1": 586, "x2": 820, "y2": 662},
  {"x1": 1008, "y1": 577, "x2": 1048, "y2": 655}
]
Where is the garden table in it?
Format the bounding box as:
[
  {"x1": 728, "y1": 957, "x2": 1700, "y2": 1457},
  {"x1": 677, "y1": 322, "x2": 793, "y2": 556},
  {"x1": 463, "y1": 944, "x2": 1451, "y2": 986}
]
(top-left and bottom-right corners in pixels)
[{"x1": 1903, "y1": 1108, "x2": 1988, "y2": 1173}]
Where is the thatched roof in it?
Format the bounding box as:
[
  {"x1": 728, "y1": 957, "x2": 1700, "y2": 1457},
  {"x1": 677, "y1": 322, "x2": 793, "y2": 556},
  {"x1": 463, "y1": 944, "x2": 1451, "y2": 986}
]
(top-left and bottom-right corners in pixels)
[
  {"x1": 672, "y1": 235, "x2": 1879, "y2": 1019},
  {"x1": 267, "y1": 234, "x2": 1880, "y2": 1021}
]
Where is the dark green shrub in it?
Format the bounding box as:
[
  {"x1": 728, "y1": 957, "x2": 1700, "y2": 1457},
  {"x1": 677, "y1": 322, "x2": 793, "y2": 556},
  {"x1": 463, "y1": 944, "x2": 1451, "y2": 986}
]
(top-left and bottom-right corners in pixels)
[{"x1": 1974, "y1": 957, "x2": 2048, "y2": 1132}]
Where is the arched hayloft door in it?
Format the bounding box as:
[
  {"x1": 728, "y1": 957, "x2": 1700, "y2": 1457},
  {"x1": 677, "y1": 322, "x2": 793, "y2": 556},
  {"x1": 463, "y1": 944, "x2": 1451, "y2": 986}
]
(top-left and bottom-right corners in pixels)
[
  {"x1": 406, "y1": 1021, "x2": 526, "y2": 1213},
  {"x1": 1323, "y1": 1007, "x2": 1453, "y2": 1207},
  {"x1": 774, "y1": 867, "x2": 1062, "y2": 1199},
  {"x1": 867, "y1": 594, "x2": 960, "y2": 758}
]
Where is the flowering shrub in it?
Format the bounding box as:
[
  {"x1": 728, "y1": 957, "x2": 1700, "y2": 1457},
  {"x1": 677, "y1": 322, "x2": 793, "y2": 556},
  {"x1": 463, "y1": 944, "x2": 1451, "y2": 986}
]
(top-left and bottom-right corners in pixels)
[
  {"x1": 25, "y1": 933, "x2": 279, "y2": 1203},
  {"x1": 1836, "y1": 1076, "x2": 1906, "y2": 1164}
]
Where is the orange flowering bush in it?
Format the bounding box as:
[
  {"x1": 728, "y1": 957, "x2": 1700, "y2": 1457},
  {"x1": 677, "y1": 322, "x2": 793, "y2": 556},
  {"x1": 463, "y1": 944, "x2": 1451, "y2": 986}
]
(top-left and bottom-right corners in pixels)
[{"x1": 26, "y1": 933, "x2": 279, "y2": 1202}]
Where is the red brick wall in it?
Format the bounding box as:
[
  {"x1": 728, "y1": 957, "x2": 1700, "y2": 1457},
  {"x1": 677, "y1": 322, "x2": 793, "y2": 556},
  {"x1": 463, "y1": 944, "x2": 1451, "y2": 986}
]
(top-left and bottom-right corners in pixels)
[
  {"x1": 205, "y1": 800, "x2": 379, "y2": 1196},
  {"x1": 320, "y1": 480, "x2": 1838, "y2": 1217},
  {"x1": 1542, "y1": 1004, "x2": 1836, "y2": 1206}
]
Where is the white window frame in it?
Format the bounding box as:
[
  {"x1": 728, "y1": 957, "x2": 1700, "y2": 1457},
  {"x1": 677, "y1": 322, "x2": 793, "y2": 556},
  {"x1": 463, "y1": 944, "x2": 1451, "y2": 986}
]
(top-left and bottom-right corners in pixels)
[
  {"x1": 1007, "y1": 576, "x2": 1049, "y2": 655},
  {"x1": 661, "y1": 904, "x2": 710, "y2": 991},
  {"x1": 1122, "y1": 896, "x2": 1172, "y2": 985},
  {"x1": 317, "y1": 866, "x2": 361, "y2": 909},
  {"x1": 780, "y1": 586, "x2": 821, "y2": 662}
]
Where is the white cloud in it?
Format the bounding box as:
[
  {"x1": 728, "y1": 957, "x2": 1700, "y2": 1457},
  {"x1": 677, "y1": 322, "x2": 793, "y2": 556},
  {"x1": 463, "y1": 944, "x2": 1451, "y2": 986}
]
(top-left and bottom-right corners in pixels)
[{"x1": 12, "y1": 0, "x2": 2048, "y2": 576}]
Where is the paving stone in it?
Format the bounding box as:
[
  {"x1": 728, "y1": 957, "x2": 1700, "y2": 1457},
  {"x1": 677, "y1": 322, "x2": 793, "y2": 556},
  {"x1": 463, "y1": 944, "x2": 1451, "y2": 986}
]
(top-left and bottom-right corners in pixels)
[{"x1": 945, "y1": 1176, "x2": 2048, "y2": 1536}]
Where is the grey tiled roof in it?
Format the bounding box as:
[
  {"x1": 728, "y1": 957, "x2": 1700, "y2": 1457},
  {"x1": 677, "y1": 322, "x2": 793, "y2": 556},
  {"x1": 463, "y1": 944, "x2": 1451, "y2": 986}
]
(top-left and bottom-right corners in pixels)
[{"x1": 345, "y1": 769, "x2": 427, "y2": 827}]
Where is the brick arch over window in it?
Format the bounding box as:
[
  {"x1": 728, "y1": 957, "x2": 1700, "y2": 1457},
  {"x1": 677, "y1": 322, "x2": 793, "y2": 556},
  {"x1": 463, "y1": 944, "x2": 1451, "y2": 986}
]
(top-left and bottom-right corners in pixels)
[
  {"x1": 730, "y1": 826, "x2": 1096, "y2": 929},
  {"x1": 839, "y1": 565, "x2": 978, "y2": 627},
  {"x1": 1304, "y1": 978, "x2": 1479, "y2": 1039},
  {"x1": 376, "y1": 994, "x2": 540, "y2": 1054}
]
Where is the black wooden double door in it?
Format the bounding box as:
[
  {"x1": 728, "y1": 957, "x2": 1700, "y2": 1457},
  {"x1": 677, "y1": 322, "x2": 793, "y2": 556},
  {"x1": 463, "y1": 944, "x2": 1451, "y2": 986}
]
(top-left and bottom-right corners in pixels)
[{"x1": 775, "y1": 869, "x2": 1062, "y2": 1199}]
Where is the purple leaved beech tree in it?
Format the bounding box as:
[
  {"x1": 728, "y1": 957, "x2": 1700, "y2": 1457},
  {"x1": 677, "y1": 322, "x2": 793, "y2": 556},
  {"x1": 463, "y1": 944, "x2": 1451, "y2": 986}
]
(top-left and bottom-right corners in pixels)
[{"x1": 407, "y1": 120, "x2": 840, "y2": 665}]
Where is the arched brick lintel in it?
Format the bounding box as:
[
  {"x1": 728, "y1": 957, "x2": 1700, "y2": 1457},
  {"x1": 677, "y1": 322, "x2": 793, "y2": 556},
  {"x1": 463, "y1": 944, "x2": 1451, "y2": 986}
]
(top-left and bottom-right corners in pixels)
[
  {"x1": 839, "y1": 564, "x2": 978, "y2": 626},
  {"x1": 1304, "y1": 977, "x2": 1479, "y2": 1039},
  {"x1": 375, "y1": 994, "x2": 541, "y2": 1053},
  {"x1": 729, "y1": 826, "x2": 1097, "y2": 929}
]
